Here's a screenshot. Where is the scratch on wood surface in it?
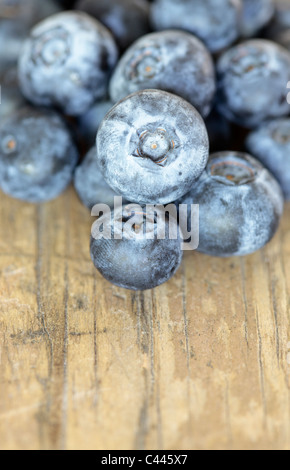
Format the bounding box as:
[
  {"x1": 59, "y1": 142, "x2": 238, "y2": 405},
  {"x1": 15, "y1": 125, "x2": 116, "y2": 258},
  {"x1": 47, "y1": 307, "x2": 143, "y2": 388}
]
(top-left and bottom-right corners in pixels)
[
  {"x1": 134, "y1": 292, "x2": 149, "y2": 450},
  {"x1": 255, "y1": 308, "x2": 268, "y2": 429},
  {"x1": 0, "y1": 403, "x2": 43, "y2": 420},
  {"x1": 151, "y1": 289, "x2": 163, "y2": 450},
  {"x1": 224, "y1": 378, "x2": 233, "y2": 448},
  {"x1": 261, "y1": 248, "x2": 281, "y2": 368},
  {"x1": 36, "y1": 205, "x2": 53, "y2": 379},
  {"x1": 271, "y1": 277, "x2": 280, "y2": 368},
  {"x1": 61, "y1": 262, "x2": 69, "y2": 451},
  {"x1": 93, "y1": 272, "x2": 99, "y2": 406},
  {"x1": 181, "y1": 264, "x2": 193, "y2": 440},
  {"x1": 2, "y1": 267, "x2": 27, "y2": 277},
  {"x1": 240, "y1": 258, "x2": 249, "y2": 348}
]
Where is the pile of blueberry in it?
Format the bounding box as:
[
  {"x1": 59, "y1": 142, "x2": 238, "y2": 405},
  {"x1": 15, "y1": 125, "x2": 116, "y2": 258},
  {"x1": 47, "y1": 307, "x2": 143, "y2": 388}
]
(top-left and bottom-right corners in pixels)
[{"x1": 0, "y1": 0, "x2": 290, "y2": 291}]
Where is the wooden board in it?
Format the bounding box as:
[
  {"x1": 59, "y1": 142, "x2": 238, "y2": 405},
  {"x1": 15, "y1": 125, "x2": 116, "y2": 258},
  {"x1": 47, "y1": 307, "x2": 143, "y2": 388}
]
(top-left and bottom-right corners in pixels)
[{"x1": 0, "y1": 187, "x2": 289, "y2": 450}]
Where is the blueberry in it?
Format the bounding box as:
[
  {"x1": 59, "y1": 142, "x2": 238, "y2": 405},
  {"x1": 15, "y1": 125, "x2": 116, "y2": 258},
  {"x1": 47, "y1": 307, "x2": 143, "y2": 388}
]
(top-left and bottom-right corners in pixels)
[
  {"x1": 0, "y1": 107, "x2": 78, "y2": 203},
  {"x1": 90, "y1": 204, "x2": 183, "y2": 290},
  {"x1": 150, "y1": 0, "x2": 242, "y2": 53},
  {"x1": 78, "y1": 99, "x2": 113, "y2": 149},
  {"x1": 217, "y1": 40, "x2": 290, "y2": 128},
  {"x1": 109, "y1": 30, "x2": 216, "y2": 118},
  {"x1": 18, "y1": 11, "x2": 118, "y2": 116},
  {"x1": 0, "y1": 0, "x2": 61, "y2": 71},
  {"x1": 178, "y1": 152, "x2": 284, "y2": 257},
  {"x1": 0, "y1": 68, "x2": 26, "y2": 121},
  {"x1": 96, "y1": 89, "x2": 209, "y2": 205},
  {"x1": 240, "y1": 0, "x2": 274, "y2": 37},
  {"x1": 74, "y1": 147, "x2": 128, "y2": 209},
  {"x1": 246, "y1": 119, "x2": 290, "y2": 200},
  {"x1": 75, "y1": 0, "x2": 151, "y2": 52}
]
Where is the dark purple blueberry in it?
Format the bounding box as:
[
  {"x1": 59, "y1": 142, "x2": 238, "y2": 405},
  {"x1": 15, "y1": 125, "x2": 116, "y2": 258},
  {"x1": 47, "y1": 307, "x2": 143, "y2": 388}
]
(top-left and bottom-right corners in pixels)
[
  {"x1": 96, "y1": 89, "x2": 209, "y2": 205},
  {"x1": 77, "y1": 100, "x2": 113, "y2": 148},
  {"x1": 217, "y1": 40, "x2": 290, "y2": 128},
  {"x1": 240, "y1": 0, "x2": 274, "y2": 37},
  {"x1": 74, "y1": 147, "x2": 128, "y2": 209},
  {"x1": 246, "y1": 119, "x2": 290, "y2": 200},
  {"x1": 90, "y1": 204, "x2": 183, "y2": 290},
  {"x1": 75, "y1": 0, "x2": 151, "y2": 51},
  {"x1": 0, "y1": 0, "x2": 61, "y2": 71},
  {"x1": 109, "y1": 30, "x2": 216, "y2": 118},
  {"x1": 178, "y1": 152, "x2": 284, "y2": 257},
  {"x1": 150, "y1": 0, "x2": 242, "y2": 53},
  {"x1": 0, "y1": 107, "x2": 78, "y2": 203},
  {"x1": 18, "y1": 11, "x2": 118, "y2": 116}
]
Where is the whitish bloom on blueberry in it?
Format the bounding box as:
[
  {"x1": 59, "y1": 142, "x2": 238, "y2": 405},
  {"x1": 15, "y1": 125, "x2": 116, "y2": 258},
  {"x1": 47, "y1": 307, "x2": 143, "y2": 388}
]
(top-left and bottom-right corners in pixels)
[
  {"x1": 132, "y1": 127, "x2": 180, "y2": 167},
  {"x1": 150, "y1": 0, "x2": 242, "y2": 53},
  {"x1": 217, "y1": 40, "x2": 290, "y2": 128},
  {"x1": 109, "y1": 30, "x2": 216, "y2": 118},
  {"x1": 90, "y1": 203, "x2": 183, "y2": 291},
  {"x1": 0, "y1": 107, "x2": 78, "y2": 203},
  {"x1": 96, "y1": 89, "x2": 209, "y2": 205},
  {"x1": 18, "y1": 11, "x2": 118, "y2": 116},
  {"x1": 178, "y1": 152, "x2": 284, "y2": 257}
]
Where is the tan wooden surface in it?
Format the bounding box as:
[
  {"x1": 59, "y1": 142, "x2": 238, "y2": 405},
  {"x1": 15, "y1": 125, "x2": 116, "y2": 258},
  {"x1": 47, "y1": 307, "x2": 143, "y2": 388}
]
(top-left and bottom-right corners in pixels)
[{"x1": 0, "y1": 186, "x2": 289, "y2": 450}]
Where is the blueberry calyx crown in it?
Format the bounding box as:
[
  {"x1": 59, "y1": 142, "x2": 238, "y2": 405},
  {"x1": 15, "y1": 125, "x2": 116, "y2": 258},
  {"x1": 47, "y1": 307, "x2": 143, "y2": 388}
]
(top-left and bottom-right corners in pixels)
[
  {"x1": 272, "y1": 126, "x2": 290, "y2": 144},
  {"x1": 1, "y1": 135, "x2": 17, "y2": 154},
  {"x1": 127, "y1": 46, "x2": 163, "y2": 82},
  {"x1": 230, "y1": 47, "x2": 267, "y2": 77},
  {"x1": 114, "y1": 205, "x2": 158, "y2": 239},
  {"x1": 31, "y1": 26, "x2": 71, "y2": 67},
  {"x1": 133, "y1": 127, "x2": 180, "y2": 167},
  {"x1": 208, "y1": 154, "x2": 258, "y2": 186}
]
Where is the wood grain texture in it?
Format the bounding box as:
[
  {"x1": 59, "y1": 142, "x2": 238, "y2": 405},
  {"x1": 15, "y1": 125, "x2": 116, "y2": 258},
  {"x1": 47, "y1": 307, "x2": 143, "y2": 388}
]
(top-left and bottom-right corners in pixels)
[{"x1": 0, "y1": 187, "x2": 290, "y2": 450}]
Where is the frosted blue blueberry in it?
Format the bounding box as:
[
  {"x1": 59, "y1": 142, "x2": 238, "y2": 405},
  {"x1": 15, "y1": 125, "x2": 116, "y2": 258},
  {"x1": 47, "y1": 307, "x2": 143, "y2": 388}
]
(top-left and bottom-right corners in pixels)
[
  {"x1": 96, "y1": 89, "x2": 209, "y2": 205},
  {"x1": 90, "y1": 204, "x2": 183, "y2": 290},
  {"x1": 0, "y1": 107, "x2": 79, "y2": 203},
  {"x1": 178, "y1": 152, "x2": 284, "y2": 257},
  {"x1": 150, "y1": 0, "x2": 242, "y2": 53},
  {"x1": 18, "y1": 11, "x2": 118, "y2": 116},
  {"x1": 109, "y1": 30, "x2": 216, "y2": 118},
  {"x1": 217, "y1": 40, "x2": 290, "y2": 128}
]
